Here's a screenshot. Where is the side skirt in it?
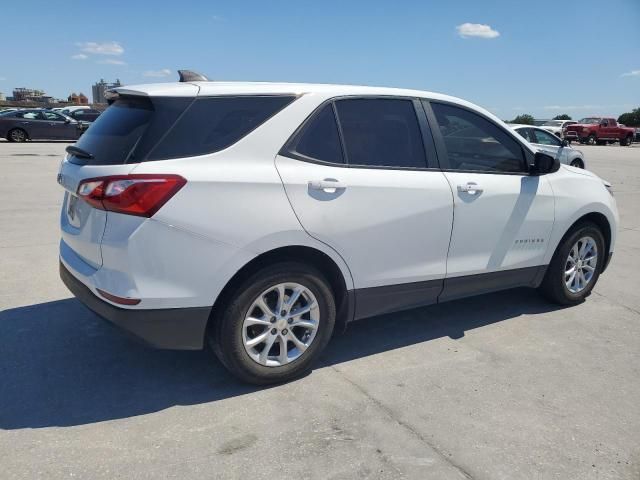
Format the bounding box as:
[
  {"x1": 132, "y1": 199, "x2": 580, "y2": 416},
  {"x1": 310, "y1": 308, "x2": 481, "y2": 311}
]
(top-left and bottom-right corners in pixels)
[{"x1": 351, "y1": 266, "x2": 547, "y2": 322}]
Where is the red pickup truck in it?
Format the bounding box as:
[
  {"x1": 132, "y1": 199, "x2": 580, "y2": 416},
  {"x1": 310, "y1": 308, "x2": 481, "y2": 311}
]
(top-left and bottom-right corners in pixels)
[{"x1": 564, "y1": 117, "x2": 635, "y2": 146}]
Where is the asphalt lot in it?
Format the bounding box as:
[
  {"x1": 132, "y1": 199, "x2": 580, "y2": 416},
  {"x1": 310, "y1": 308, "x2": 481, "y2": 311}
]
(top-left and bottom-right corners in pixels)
[{"x1": 1, "y1": 140, "x2": 639, "y2": 479}]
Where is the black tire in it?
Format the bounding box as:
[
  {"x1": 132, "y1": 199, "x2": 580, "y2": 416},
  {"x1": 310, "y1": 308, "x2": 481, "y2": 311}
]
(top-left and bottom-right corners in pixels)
[
  {"x1": 620, "y1": 135, "x2": 632, "y2": 147},
  {"x1": 587, "y1": 134, "x2": 597, "y2": 145},
  {"x1": 7, "y1": 128, "x2": 27, "y2": 143},
  {"x1": 570, "y1": 159, "x2": 584, "y2": 168},
  {"x1": 539, "y1": 222, "x2": 606, "y2": 305},
  {"x1": 209, "y1": 262, "x2": 336, "y2": 385}
]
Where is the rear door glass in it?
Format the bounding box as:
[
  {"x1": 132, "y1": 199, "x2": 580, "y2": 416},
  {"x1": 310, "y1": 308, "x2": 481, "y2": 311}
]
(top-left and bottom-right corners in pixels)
[{"x1": 287, "y1": 104, "x2": 344, "y2": 164}]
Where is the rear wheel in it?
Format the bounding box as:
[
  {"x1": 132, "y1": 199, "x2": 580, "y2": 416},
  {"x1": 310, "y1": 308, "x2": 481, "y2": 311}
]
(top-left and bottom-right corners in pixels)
[
  {"x1": 7, "y1": 128, "x2": 27, "y2": 143},
  {"x1": 209, "y1": 262, "x2": 336, "y2": 384},
  {"x1": 539, "y1": 223, "x2": 605, "y2": 305}
]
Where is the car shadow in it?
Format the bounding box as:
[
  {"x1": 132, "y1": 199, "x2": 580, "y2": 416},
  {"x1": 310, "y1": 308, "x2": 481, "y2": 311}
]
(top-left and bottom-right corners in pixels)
[{"x1": 0, "y1": 288, "x2": 563, "y2": 430}]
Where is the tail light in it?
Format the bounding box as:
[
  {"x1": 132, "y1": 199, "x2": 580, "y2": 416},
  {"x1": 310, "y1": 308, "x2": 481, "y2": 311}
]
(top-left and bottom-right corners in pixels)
[{"x1": 76, "y1": 174, "x2": 186, "y2": 217}]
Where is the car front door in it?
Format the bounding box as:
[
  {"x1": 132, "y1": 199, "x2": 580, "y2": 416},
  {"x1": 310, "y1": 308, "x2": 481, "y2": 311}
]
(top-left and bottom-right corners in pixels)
[
  {"x1": 276, "y1": 97, "x2": 454, "y2": 319},
  {"x1": 41, "y1": 111, "x2": 78, "y2": 139},
  {"x1": 425, "y1": 101, "x2": 555, "y2": 301},
  {"x1": 531, "y1": 127, "x2": 566, "y2": 163}
]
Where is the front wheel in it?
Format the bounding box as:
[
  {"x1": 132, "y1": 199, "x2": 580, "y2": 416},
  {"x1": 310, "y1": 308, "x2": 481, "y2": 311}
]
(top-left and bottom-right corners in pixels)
[
  {"x1": 539, "y1": 223, "x2": 605, "y2": 305},
  {"x1": 620, "y1": 135, "x2": 632, "y2": 147},
  {"x1": 587, "y1": 134, "x2": 597, "y2": 145},
  {"x1": 570, "y1": 159, "x2": 584, "y2": 168},
  {"x1": 209, "y1": 262, "x2": 336, "y2": 384}
]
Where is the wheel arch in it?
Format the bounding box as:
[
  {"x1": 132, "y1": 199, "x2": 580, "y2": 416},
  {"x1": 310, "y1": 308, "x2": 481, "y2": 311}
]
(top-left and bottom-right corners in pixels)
[
  {"x1": 207, "y1": 245, "x2": 353, "y2": 337},
  {"x1": 558, "y1": 212, "x2": 612, "y2": 271}
]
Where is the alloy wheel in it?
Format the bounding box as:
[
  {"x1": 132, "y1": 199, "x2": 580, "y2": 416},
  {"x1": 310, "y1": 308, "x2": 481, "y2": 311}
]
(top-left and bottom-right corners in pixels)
[
  {"x1": 564, "y1": 236, "x2": 598, "y2": 293},
  {"x1": 242, "y1": 282, "x2": 320, "y2": 367},
  {"x1": 10, "y1": 129, "x2": 25, "y2": 142}
]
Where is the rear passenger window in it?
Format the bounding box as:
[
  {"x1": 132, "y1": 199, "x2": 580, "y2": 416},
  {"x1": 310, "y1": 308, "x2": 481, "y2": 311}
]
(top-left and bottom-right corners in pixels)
[
  {"x1": 334, "y1": 98, "x2": 427, "y2": 168},
  {"x1": 149, "y1": 96, "x2": 295, "y2": 160},
  {"x1": 431, "y1": 102, "x2": 526, "y2": 173},
  {"x1": 290, "y1": 104, "x2": 344, "y2": 164}
]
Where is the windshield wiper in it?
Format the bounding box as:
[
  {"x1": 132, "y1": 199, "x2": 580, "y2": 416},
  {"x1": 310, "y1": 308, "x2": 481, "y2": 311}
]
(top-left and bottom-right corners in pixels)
[{"x1": 66, "y1": 145, "x2": 94, "y2": 159}]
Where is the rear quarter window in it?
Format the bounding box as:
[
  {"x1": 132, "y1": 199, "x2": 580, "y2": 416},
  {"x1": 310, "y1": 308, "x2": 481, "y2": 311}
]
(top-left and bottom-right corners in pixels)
[
  {"x1": 69, "y1": 95, "x2": 296, "y2": 165},
  {"x1": 147, "y1": 95, "x2": 296, "y2": 161}
]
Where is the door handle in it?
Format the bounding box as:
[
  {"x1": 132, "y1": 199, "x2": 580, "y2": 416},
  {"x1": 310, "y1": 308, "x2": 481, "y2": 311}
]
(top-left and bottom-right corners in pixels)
[
  {"x1": 308, "y1": 179, "x2": 346, "y2": 192},
  {"x1": 457, "y1": 182, "x2": 483, "y2": 195}
]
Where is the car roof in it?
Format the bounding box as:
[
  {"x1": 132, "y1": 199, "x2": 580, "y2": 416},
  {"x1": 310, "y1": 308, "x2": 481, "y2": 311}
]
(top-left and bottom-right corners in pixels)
[{"x1": 112, "y1": 80, "x2": 503, "y2": 126}]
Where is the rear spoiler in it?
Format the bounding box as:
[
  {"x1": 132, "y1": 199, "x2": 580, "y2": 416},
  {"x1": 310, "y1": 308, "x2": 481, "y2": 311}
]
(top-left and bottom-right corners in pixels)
[{"x1": 105, "y1": 70, "x2": 207, "y2": 104}]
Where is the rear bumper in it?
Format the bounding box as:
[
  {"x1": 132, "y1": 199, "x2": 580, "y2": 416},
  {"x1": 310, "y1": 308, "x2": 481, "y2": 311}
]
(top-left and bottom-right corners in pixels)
[{"x1": 60, "y1": 261, "x2": 210, "y2": 350}]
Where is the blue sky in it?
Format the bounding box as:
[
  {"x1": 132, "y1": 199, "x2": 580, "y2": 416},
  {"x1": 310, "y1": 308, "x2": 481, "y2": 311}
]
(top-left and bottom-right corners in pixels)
[{"x1": 1, "y1": 0, "x2": 638, "y2": 119}]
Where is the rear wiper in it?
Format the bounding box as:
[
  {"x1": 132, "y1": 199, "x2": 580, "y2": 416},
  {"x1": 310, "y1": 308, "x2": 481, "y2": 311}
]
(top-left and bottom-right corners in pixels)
[{"x1": 66, "y1": 145, "x2": 94, "y2": 159}]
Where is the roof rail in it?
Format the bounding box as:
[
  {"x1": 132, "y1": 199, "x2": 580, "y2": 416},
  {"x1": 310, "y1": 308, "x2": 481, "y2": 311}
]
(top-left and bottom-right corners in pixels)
[{"x1": 178, "y1": 70, "x2": 209, "y2": 82}]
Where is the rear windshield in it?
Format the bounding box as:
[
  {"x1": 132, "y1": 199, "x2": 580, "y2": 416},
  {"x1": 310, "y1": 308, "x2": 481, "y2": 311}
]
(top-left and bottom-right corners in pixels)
[{"x1": 69, "y1": 95, "x2": 296, "y2": 165}]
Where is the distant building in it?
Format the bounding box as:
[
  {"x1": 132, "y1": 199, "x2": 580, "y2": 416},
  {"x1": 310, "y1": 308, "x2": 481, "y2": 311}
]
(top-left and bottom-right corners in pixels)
[
  {"x1": 92, "y1": 78, "x2": 122, "y2": 104},
  {"x1": 68, "y1": 92, "x2": 89, "y2": 105},
  {"x1": 13, "y1": 87, "x2": 48, "y2": 102}
]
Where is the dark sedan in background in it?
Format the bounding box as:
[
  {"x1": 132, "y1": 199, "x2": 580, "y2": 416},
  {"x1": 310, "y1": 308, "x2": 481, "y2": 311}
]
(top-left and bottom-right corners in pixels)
[
  {"x1": 0, "y1": 109, "x2": 83, "y2": 142},
  {"x1": 67, "y1": 108, "x2": 101, "y2": 123}
]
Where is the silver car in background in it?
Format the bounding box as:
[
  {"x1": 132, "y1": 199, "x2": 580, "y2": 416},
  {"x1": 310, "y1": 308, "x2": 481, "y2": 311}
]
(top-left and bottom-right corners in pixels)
[{"x1": 511, "y1": 124, "x2": 585, "y2": 169}]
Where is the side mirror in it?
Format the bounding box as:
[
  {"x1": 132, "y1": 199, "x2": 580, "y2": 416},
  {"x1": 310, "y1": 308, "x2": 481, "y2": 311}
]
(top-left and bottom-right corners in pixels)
[
  {"x1": 64, "y1": 118, "x2": 71, "y2": 124},
  {"x1": 561, "y1": 139, "x2": 569, "y2": 147},
  {"x1": 531, "y1": 152, "x2": 560, "y2": 175}
]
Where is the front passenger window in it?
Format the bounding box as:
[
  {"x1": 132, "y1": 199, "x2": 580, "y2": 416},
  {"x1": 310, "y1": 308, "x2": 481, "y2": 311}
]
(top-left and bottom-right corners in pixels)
[{"x1": 430, "y1": 102, "x2": 526, "y2": 173}]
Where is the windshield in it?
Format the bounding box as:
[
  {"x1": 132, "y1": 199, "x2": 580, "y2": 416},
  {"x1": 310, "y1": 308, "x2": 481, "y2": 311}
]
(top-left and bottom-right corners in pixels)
[
  {"x1": 542, "y1": 120, "x2": 563, "y2": 126},
  {"x1": 578, "y1": 118, "x2": 601, "y2": 124}
]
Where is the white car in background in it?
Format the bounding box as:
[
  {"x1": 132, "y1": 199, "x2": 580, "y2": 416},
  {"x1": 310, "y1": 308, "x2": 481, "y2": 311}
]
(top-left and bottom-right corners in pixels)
[
  {"x1": 511, "y1": 124, "x2": 585, "y2": 168},
  {"x1": 539, "y1": 119, "x2": 577, "y2": 138},
  {"x1": 58, "y1": 74, "x2": 616, "y2": 384}
]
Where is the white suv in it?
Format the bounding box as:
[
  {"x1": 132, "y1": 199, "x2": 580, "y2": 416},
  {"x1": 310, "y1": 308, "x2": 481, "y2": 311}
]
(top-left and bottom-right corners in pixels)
[{"x1": 58, "y1": 74, "x2": 618, "y2": 384}]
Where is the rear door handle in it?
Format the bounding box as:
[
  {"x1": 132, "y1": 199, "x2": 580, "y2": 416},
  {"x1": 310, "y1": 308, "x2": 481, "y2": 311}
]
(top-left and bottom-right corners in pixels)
[
  {"x1": 308, "y1": 179, "x2": 346, "y2": 192},
  {"x1": 457, "y1": 182, "x2": 483, "y2": 194}
]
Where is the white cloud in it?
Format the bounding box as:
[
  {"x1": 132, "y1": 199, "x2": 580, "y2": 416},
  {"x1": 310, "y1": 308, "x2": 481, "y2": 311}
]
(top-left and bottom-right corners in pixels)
[
  {"x1": 211, "y1": 15, "x2": 225, "y2": 21},
  {"x1": 621, "y1": 69, "x2": 640, "y2": 77},
  {"x1": 71, "y1": 53, "x2": 88, "y2": 60},
  {"x1": 456, "y1": 23, "x2": 500, "y2": 39},
  {"x1": 143, "y1": 69, "x2": 172, "y2": 78},
  {"x1": 77, "y1": 41, "x2": 124, "y2": 56},
  {"x1": 98, "y1": 59, "x2": 127, "y2": 65}
]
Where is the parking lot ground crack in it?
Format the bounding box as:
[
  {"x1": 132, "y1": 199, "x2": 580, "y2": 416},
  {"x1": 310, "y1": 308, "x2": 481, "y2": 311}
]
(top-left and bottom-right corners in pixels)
[
  {"x1": 329, "y1": 364, "x2": 475, "y2": 480},
  {"x1": 592, "y1": 290, "x2": 640, "y2": 317}
]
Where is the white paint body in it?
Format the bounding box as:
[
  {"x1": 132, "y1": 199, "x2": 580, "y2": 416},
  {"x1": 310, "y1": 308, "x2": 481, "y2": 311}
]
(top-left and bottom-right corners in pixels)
[
  {"x1": 511, "y1": 125, "x2": 586, "y2": 168},
  {"x1": 58, "y1": 82, "x2": 618, "y2": 312}
]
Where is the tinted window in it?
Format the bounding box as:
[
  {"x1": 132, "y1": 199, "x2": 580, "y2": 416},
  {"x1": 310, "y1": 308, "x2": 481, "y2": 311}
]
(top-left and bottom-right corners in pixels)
[
  {"x1": 516, "y1": 127, "x2": 535, "y2": 143},
  {"x1": 334, "y1": 98, "x2": 426, "y2": 168},
  {"x1": 290, "y1": 104, "x2": 344, "y2": 164},
  {"x1": 71, "y1": 96, "x2": 189, "y2": 165},
  {"x1": 431, "y1": 103, "x2": 526, "y2": 173},
  {"x1": 149, "y1": 96, "x2": 296, "y2": 160},
  {"x1": 532, "y1": 129, "x2": 561, "y2": 146}
]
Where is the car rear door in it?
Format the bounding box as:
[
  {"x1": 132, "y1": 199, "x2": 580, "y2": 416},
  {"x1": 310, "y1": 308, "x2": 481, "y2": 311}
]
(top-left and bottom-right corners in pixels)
[
  {"x1": 42, "y1": 111, "x2": 78, "y2": 139},
  {"x1": 276, "y1": 97, "x2": 454, "y2": 318},
  {"x1": 425, "y1": 101, "x2": 555, "y2": 301}
]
